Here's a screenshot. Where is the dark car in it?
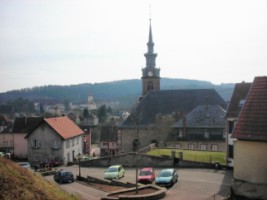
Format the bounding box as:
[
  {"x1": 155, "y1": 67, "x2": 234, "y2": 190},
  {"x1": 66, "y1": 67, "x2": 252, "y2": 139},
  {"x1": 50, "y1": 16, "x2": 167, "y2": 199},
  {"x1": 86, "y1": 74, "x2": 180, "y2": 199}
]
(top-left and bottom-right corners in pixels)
[
  {"x1": 54, "y1": 170, "x2": 74, "y2": 183},
  {"x1": 155, "y1": 168, "x2": 178, "y2": 187}
]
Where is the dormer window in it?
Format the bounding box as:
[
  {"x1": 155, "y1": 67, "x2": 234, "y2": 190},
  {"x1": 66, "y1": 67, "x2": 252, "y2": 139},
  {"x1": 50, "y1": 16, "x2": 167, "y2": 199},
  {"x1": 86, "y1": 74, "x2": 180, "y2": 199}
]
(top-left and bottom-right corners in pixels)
[
  {"x1": 178, "y1": 130, "x2": 183, "y2": 138},
  {"x1": 204, "y1": 130, "x2": 209, "y2": 139}
]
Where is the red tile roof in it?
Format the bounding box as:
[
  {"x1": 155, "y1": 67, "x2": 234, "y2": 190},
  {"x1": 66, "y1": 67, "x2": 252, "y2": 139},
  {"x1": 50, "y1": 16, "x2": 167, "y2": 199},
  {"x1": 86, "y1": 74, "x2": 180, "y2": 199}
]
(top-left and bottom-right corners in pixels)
[
  {"x1": 44, "y1": 116, "x2": 84, "y2": 140},
  {"x1": 232, "y1": 76, "x2": 267, "y2": 141}
]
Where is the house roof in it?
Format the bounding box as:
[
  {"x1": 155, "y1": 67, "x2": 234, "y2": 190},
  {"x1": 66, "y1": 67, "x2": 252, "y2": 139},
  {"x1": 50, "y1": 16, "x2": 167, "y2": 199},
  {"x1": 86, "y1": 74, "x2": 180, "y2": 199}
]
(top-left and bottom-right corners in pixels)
[
  {"x1": 225, "y1": 82, "x2": 252, "y2": 119},
  {"x1": 100, "y1": 126, "x2": 118, "y2": 142},
  {"x1": 12, "y1": 117, "x2": 43, "y2": 133},
  {"x1": 119, "y1": 89, "x2": 226, "y2": 128},
  {"x1": 44, "y1": 116, "x2": 84, "y2": 140},
  {"x1": 173, "y1": 105, "x2": 226, "y2": 128},
  {"x1": 232, "y1": 76, "x2": 267, "y2": 141},
  {"x1": 0, "y1": 115, "x2": 12, "y2": 126}
]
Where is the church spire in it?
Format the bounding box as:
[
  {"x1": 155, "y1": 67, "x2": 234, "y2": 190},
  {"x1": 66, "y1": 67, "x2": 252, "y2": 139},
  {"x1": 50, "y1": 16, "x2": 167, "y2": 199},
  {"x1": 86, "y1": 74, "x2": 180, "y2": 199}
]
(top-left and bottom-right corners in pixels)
[
  {"x1": 141, "y1": 17, "x2": 161, "y2": 97},
  {"x1": 144, "y1": 19, "x2": 157, "y2": 68},
  {"x1": 148, "y1": 19, "x2": 154, "y2": 53}
]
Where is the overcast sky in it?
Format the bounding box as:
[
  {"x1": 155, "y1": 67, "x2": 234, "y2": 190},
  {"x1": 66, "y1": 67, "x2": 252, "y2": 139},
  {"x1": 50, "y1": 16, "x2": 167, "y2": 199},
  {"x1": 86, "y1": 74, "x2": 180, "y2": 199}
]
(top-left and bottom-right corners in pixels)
[{"x1": 0, "y1": 0, "x2": 267, "y2": 92}]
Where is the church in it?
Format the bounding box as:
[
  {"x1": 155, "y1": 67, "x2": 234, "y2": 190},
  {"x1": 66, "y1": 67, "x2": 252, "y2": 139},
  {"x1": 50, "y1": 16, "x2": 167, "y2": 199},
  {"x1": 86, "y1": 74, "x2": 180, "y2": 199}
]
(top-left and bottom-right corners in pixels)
[{"x1": 118, "y1": 20, "x2": 227, "y2": 153}]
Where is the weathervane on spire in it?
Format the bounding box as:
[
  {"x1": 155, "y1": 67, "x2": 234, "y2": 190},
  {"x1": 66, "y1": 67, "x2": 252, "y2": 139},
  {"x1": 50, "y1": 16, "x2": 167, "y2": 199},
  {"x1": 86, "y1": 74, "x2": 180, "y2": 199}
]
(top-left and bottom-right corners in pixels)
[{"x1": 149, "y1": 3, "x2": 152, "y2": 21}]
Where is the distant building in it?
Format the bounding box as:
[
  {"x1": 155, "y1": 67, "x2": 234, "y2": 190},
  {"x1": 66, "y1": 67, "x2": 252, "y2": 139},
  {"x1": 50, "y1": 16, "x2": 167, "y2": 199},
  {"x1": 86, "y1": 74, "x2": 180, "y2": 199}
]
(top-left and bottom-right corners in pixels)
[
  {"x1": 100, "y1": 126, "x2": 119, "y2": 156},
  {"x1": 232, "y1": 76, "x2": 267, "y2": 199},
  {"x1": 225, "y1": 81, "x2": 251, "y2": 167},
  {"x1": 169, "y1": 104, "x2": 226, "y2": 151},
  {"x1": 0, "y1": 115, "x2": 12, "y2": 133},
  {"x1": 119, "y1": 19, "x2": 226, "y2": 153},
  {"x1": 0, "y1": 117, "x2": 43, "y2": 159}
]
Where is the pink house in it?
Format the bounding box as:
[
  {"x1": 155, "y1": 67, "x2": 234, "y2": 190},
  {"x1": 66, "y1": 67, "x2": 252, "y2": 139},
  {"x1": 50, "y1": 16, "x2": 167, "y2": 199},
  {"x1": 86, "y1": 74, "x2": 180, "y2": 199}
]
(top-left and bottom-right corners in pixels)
[{"x1": 12, "y1": 117, "x2": 43, "y2": 159}]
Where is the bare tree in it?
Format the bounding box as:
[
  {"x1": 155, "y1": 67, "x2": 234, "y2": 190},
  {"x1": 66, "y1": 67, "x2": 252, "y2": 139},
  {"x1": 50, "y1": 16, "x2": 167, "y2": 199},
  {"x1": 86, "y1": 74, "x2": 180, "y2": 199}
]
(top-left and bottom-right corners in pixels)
[
  {"x1": 154, "y1": 113, "x2": 176, "y2": 148},
  {"x1": 130, "y1": 102, "x2": 143, "y2": 194}
]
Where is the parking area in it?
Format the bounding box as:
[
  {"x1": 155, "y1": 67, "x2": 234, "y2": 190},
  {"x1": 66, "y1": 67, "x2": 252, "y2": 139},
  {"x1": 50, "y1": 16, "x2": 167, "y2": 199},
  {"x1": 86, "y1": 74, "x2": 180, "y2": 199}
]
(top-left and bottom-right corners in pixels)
[{"x1": 45, "y1": 165, "x2": 233, "y2": 200}]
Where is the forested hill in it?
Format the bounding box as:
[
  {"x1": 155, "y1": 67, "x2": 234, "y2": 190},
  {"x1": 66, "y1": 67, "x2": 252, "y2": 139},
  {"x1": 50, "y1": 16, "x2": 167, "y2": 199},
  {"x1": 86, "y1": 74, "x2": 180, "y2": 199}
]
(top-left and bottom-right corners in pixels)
[{"x1": 0, "y1": 78, "x2": 234, "y2": 105}]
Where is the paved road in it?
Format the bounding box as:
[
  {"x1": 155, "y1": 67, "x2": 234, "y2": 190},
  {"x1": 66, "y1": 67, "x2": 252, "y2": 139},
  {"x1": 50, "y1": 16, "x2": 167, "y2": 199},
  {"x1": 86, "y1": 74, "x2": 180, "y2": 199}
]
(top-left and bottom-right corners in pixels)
[{"x1": 45, "y1": 165, "x2": 233, "y2": 200}]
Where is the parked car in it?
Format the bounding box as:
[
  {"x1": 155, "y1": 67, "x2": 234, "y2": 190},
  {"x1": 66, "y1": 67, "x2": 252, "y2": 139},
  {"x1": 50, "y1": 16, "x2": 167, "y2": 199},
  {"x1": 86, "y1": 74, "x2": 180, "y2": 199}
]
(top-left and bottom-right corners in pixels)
[
  {"x1": 54, "y1": 170, "x2": 74, "y2": 183},
  {"x1": 155, "y1": 168, "x2": 178, "y2": 187},
  {"x1": 17, "y1": 162, "x2": 31, "y2": 168},
  {"x1": 104, "y1": 165, "x2": 125, "y2": 180},
  {"x1": 138, "y1": 167, "x2": 155, "y2": 183}
]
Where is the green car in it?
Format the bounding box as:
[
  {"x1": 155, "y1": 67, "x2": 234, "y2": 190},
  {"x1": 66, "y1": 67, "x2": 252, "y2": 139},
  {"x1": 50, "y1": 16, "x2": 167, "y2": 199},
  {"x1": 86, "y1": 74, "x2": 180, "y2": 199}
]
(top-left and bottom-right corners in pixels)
[{"x1": 104, "y1": 165, "x2": 125, "y2": 180}]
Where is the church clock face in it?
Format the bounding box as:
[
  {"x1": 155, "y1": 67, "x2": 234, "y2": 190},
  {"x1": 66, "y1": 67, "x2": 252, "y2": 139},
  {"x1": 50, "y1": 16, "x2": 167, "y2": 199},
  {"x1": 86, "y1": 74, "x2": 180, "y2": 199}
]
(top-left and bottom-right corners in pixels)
[{"x1": 148, "y1": 71, "x2": 153, "y2": 77}]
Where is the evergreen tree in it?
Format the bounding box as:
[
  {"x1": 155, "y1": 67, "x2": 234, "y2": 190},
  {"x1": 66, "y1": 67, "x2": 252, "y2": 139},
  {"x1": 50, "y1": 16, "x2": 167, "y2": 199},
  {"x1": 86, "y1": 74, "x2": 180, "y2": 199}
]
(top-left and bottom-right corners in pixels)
[{"x1": 97, "y1": 104, "x2": 107, "y2": 123}]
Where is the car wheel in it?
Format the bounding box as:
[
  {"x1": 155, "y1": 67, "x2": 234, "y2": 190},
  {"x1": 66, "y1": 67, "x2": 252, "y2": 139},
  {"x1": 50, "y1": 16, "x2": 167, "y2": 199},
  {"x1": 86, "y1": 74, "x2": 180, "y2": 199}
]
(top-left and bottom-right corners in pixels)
[{"x1": 170, "y1": 181, "x2": 174, "y2": 186}]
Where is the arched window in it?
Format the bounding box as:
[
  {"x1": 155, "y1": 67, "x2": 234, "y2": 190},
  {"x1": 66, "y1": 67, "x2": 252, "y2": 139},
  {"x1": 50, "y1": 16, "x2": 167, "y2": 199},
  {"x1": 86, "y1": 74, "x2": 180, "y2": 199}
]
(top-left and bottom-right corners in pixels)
[
  {"x1": 133, "y1": 139, "x2": 140, "y2": 152},
  {"x1": 148, "y1": 81, "x2": 154, "y2": 91}
]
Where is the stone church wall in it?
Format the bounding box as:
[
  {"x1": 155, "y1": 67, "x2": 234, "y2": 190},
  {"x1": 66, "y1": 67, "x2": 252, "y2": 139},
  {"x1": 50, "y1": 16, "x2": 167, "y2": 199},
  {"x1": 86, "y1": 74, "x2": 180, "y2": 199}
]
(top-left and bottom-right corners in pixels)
[{"x1": 120, "y1": 128, "x2": 167, "y2": 153}]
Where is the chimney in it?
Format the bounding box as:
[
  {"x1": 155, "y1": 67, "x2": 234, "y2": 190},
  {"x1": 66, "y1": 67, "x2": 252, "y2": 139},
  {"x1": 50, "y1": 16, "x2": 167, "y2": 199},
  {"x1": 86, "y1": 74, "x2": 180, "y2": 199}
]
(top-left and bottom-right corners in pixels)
[{"x1": 182, "y1": 113, "x2": 186, "y2": 134}]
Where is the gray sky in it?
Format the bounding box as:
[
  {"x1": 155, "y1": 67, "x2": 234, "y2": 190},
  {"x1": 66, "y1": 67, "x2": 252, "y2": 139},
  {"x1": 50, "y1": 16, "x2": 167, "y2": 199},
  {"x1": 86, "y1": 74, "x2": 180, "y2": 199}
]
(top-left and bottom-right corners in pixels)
[{"x1": 1, "y1": 0, "x2": 267, "y2": 93}]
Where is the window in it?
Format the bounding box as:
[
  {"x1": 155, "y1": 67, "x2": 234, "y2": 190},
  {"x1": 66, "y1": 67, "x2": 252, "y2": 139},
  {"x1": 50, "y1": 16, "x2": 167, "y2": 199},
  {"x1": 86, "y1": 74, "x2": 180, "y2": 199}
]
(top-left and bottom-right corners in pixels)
[
  {"x1": 188, "y1": 144, "x2": 194, "y2": 150},
  {"x1": 178, "y1": 130, "x2": 183, "y2": 138},
  {"x1": 33, "y1": 139, "x2": 41, "y2": 148},
  {"x1": 51, "y1": 140, "x2": 61, "y2": 149},
  {"x1": 76, "y1": 137, "x2": 79, "y2": 144},
  {"x1": 211, "y1": 144, "x2": 218, "y2": 151},
  {"x1": 72, "y1": 139, "x2": 74, "y2": 146},
  {"x1": 66, "y1": 140, "x2": 70, "y2": 148},
  {"x1": 200, "y1": 144, "x2": 207, "y2": 150},
  {"x1": 228, "y1": 121, "x2": 236, "y2": 134},
  {"x1": 176, "y1": 144, "x2": 181, "y2": 149},
  {"x1": 204, "y1": 130, "x2": 209, "y2": 139},
  {"x1": 228, "y1": 145, "x2": 234, "y2": 158}
]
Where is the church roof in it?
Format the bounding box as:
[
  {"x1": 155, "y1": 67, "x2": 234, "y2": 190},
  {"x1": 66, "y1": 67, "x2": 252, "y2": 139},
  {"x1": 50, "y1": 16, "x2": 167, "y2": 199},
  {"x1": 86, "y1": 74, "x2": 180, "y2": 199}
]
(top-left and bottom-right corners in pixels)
[
  {"x1": 232, "y1": 76, "x2": 267, "y2": 141},
  {"x1": 119, "y1": 89, "x2": 226, "y2": 128},
  {"x1": 173, "y1": 105, "x2": 226, "y2": 128},
  {"x1": 225, "y1": 82, "x2": 252, "y2": 119}
]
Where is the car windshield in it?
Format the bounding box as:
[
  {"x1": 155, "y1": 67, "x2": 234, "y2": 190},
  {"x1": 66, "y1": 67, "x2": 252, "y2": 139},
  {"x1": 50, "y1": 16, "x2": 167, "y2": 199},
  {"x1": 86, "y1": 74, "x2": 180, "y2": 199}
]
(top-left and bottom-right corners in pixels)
[
  {"x1": 61, "y1": 171, "x2": 73, "y2": 176},
  {"x1": 107, "y1": 167, "x2": 118, "y2": 172},
  {"x1": 158, "y1": 171, "x2": 172, "y2": 177},
  {"x1": 139, "y1": 170, "x2": 152, "y2": 176}
]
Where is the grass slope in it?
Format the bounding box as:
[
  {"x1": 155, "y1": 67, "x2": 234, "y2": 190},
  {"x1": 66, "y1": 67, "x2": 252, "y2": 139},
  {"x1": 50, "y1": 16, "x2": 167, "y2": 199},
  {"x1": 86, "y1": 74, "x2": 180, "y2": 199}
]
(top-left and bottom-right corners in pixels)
[{"x1": 0, "y1": 158, "x2": 79, "y2": 200}]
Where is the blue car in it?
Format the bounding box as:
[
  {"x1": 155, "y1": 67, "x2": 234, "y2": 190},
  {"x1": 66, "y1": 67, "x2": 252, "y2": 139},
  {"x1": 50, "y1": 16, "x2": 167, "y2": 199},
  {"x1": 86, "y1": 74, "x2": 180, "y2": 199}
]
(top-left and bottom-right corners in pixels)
[{"x1": 155, "y1": 168, "x2": 178, "y2": 187}]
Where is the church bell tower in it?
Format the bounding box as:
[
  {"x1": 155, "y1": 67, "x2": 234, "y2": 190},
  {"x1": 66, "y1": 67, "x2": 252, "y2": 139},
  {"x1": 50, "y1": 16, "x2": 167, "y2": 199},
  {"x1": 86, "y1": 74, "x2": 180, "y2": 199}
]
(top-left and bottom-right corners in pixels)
[{"x1": 142, "y1": 19, "x2": 160, "y2": 96}]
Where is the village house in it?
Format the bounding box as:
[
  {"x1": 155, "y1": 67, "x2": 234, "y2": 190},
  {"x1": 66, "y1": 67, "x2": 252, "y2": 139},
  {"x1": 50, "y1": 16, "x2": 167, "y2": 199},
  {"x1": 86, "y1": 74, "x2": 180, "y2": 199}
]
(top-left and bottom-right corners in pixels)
[
  {"x1": 100, "y1": 126, "x2": 120, "y2": 156},
  {"x1": 25, "y1": 116, "x2": 84, "y2": 165},
  {"x1": 232, "y1": 76, "x2": 267, "y2": 199},
  {"x1": 225, "y1": 81, "x2": 251, "y2": 167},
  {"x1": 0, "y1": 117, "x2": 43, "y2": 159},
  {"x1": 169, "y1": 104, "x2": 226, "y2": 151},
  {"x1": 0, "y1": 115, "x2": 12, "y2": 133}
]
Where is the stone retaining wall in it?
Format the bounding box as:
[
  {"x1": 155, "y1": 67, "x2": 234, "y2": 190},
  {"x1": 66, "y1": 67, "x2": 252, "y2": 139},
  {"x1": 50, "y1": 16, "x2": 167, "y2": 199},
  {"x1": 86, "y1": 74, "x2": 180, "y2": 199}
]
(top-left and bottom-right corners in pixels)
[{"x1": 82, "y1": 153, "x2": 173, "y2": 167}]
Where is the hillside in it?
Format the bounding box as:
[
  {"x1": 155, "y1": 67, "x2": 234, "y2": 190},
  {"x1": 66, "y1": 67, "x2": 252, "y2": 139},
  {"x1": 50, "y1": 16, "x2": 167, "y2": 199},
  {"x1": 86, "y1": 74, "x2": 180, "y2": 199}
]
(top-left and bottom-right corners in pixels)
[
  {"x1": 0, "y1": 158, "x2": 78, "y2": 200},
  {"x1": 0, "y1": 78, "x2": 234, "y2": 107}
]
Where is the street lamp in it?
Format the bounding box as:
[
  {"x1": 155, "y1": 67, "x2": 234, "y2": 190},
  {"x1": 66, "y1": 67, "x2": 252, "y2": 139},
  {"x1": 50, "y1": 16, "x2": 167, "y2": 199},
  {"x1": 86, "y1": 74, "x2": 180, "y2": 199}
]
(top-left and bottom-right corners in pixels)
[{"x1": 77, "y1": 153, "x2": 82, "y2": 178}]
